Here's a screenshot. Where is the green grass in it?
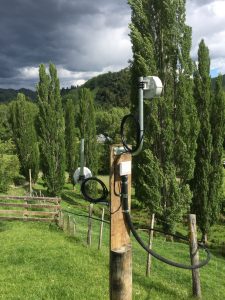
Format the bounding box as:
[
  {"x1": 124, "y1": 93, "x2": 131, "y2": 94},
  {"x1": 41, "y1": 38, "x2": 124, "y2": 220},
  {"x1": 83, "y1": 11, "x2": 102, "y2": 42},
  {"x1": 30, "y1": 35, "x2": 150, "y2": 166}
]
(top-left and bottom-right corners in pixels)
[
  {"x1": 0, "y1": 178, "x2": 224, "y2": 299},
  {"x1": 0, "y1": 213, "x2": 225, "y2": 299}
]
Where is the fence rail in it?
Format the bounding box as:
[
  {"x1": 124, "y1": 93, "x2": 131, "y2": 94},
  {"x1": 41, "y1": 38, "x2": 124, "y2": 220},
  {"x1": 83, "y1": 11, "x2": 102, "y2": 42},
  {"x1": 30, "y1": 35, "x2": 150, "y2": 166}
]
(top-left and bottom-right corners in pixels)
[{"x1": 0, "y1": 196, "x2": 61, "y2": 223}]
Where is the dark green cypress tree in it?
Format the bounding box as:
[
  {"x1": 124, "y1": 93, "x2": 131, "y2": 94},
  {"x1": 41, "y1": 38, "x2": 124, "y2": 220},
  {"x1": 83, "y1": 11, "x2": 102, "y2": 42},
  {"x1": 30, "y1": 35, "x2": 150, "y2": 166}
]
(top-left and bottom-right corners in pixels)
[
  {"x1": 10, "y1": 93, "x2": 40, "y2": 182},
  {"x1": 65, "y1": 99, "x2": 79, "y2": 183},
  {"x1": 208, "y1": 75, "x2": 225, "y2": 225},
  {"x1": 191, "y1": 40, "x2": 212, "y2": 242},
  {"x1": 37, "y1": 63, "x2": 66, "y2": 195},
  {"x1": 78, "y1": 88, "x2": 98, "y2": 176}
]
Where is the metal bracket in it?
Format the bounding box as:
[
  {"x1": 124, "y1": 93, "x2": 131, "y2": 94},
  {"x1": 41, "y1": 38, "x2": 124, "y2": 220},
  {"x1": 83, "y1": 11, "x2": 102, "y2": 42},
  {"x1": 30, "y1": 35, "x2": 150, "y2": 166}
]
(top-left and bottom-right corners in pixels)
[{"x1": 114, "y1": 146, "x2": 126, "y2": 156}]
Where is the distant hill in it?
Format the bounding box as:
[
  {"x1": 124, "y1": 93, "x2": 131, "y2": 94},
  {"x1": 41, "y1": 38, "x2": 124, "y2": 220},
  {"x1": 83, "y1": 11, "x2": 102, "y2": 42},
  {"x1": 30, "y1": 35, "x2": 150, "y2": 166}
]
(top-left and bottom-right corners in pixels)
[
  {"x1": 1, "y1": 70, "x2": 224, "y2": 106},
  {"x1": 0, "y1": 88, "x2": 36, "y2": 103},
  {"x1": 211, "y1": 74, "x2": 225, "y2": 90},
  {"x1": 61, "y1": 68, "x2": 131, "y2": 108}
]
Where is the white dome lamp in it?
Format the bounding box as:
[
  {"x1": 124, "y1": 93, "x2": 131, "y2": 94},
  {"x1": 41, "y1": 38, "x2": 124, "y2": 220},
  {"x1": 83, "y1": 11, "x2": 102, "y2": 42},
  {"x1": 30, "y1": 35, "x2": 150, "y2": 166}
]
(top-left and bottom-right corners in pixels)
[
  {"x1": 73, "y1": 167, "x2": 92, "y2": 184},
  {"x1": 73, "y1": 138, "x2": 92, "y2": 185}
]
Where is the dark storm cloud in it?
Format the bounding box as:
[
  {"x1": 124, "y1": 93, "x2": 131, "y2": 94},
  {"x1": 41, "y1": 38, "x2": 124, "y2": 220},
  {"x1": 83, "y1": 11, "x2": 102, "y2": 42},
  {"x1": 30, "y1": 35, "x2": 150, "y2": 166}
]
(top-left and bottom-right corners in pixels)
[{"x1": 0, "y1": 0, "x2": 131, "y2": 89}]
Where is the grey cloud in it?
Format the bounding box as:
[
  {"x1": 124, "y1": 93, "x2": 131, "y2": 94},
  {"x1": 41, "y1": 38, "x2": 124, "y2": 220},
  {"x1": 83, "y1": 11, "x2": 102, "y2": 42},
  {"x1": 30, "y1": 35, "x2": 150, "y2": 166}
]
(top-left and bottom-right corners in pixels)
[{"x1": 0, "y1": 0, "x2": 131, "y2": 88}]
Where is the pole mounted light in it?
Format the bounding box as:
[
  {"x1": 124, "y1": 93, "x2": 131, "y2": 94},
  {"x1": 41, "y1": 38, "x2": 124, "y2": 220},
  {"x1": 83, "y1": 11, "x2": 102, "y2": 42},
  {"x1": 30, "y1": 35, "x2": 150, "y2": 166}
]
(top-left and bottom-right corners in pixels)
[{"x1": 114, "y1": 76, "x2": 163, "y2": 156}]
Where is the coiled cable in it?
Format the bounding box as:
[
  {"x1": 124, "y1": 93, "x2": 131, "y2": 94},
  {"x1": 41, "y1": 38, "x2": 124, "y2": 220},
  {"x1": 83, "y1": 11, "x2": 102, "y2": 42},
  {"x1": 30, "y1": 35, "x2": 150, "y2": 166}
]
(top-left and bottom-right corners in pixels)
[
  {"x1": 120, "y1": 114, "x2": 142, "y2": 154},
  {"x1": 81, "y1": 177, "x2": 109, "y2": 204}
]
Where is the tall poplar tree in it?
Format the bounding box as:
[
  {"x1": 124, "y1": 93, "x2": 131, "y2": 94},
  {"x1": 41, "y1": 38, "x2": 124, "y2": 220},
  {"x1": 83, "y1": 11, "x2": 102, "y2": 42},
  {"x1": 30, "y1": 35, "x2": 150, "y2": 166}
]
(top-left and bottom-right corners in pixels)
[
  {"x1": 191, "y1": 40, "x2": 212, "y2": 242},
  {"x1": 37, "y1": 63, "x2": 66, "y2": 195},
  {"x1": 10, "y1": 93, "x2": 40, "y2": 182},
  {"x1": 65, "y1": 99, "x2": 79, "y2": 182},
  {"x1": 78, "y1": 88, "x2": 98, "y2": 176},
  {"x1": 208, "y1": 75, "x2": 225, "y2": 225},
  {"x1": 129, "y1": 0, "x2": 198, "y2": 232}
]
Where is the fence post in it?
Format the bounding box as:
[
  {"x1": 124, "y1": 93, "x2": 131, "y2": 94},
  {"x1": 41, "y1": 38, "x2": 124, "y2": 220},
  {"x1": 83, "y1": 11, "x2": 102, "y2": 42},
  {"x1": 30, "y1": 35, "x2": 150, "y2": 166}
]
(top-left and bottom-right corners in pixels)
[
  {"x1": 110, "y1": 145, "x2": 132, "y2": 300},
  {"x1": 87, "y1": 203, "x2": 93, "y2": 246},
  {"x1": 58, "y1": 211, "x2": 63, "y2": 229},
  {"x1": 29, "y1": 169, "x2": 32, "y2": 196},
  {"x1": 98, "y1": 208, "x2": 105, "y2": 250},
  {"x1": 146, "y1": 213, "x2": 155, "y2": 277},
  {"x1": 73, "y1": 218, "x2": 76, "y2": 236},
  {"x1": 189, "y1": 214, "x2": 201, "y2": 298},
  {"x1": 63, "y1": 213, "x2": 67, "y2": 232}
]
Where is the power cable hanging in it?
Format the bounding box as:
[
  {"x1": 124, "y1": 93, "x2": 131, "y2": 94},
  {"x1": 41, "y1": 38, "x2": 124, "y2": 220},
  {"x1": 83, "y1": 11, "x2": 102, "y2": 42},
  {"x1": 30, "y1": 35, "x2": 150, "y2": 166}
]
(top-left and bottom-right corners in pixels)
[{"x1": 120, "y1": 175, "x2": 210, "y2": 270}]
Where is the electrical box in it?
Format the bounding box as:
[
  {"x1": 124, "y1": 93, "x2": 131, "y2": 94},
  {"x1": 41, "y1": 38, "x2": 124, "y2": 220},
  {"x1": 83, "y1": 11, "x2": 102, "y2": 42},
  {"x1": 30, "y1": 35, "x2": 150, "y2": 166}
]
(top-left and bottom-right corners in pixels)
[
  {"x1": 119, "y1": 161, "x2": 131, "y2": 176},
  {"x1": 143, "y1": 76, "x2": 163, "y2": 99}
]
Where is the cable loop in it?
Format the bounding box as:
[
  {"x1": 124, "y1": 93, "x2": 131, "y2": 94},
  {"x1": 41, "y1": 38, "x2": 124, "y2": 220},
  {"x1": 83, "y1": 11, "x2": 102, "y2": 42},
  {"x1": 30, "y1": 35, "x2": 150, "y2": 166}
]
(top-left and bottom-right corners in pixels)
[
  {"x1": 81, "y1": 177, "x2": 109, "y2": 204},
  {"x1": 120, "y1": 114, "x2": 142, "y2": 154}
]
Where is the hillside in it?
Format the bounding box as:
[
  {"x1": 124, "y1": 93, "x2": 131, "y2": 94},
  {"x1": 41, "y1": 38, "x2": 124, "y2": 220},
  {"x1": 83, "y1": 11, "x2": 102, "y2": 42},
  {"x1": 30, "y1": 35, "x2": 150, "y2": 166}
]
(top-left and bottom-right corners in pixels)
[
  {"x1": 0, "y1": 88, "x2": 36, "y2": 103},
  {"x1": 62, "y1": 68, "x2": 131, "y2": 108},
  {"x1": 0, "y1": 70, "x2": 224, "y2": 106}
]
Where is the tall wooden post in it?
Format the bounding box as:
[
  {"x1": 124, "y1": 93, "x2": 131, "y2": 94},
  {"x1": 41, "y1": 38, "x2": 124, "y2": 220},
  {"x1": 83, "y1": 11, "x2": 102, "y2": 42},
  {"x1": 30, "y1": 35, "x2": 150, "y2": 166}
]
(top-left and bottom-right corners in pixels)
[
  {"x1": 98, "y1": 208, "x2": 105, "y2": 250},
  {"x1": 87, "y1": 203, "x2": 93, "y2": 246},
  {"x1": 110, "y1": 145, "x2": 132, "y2": 300},
  {"x1": 146, "y1": 213, "x2": 155, "y2": 277},
  {"x1": 189, "y1": 214, "x2": 201, "y2": 298}
]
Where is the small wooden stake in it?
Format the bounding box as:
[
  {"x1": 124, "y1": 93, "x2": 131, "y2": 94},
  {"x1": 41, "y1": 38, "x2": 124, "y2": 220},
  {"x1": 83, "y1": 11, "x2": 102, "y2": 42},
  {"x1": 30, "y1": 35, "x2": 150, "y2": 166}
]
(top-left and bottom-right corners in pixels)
[
  {"x1": 58, "y1": 211, "x2": 63, "y2": 229},
  {"x1": 73, "y1": 218, "x2": 76, "y2": 236},
  {"x1": 87, "y1": 203, "x2": 93, "y2": 246},
  {"x1": 98, "y1": 208, "x2": 105, "y2": 250},
  {"x1": 189, "y1": 214, "x2": 201, "y2": 298},
  {"x1": 29, "y1": 169, "x2": 32, "y2": 196},
  {"x1": 146, "y1": 213, "x2": 155, "y2": 277}
]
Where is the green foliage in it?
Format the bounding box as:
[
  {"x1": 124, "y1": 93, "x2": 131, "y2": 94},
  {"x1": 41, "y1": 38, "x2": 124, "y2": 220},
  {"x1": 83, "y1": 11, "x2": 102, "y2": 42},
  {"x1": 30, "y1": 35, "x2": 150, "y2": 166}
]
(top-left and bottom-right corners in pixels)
[
  {"x1": 191, "y1": 40, "x2": 212, "y2": 240},
  {"x1": 0, "y1": 139, "x2": 20, "y2": 192},
  {"x1": 78, "y1": 88, "x2": 98, "y2": 176},
  {"x1": 129, "y1": 0, "x2": 197, "y2": 232},
  {"x1": 65, "y1": 99, "x2": 80, "y2": 182},
  {"x1": 9, "y1": 93, "x2": 40, "y2": 182},
  {"x1": 0, "y1": 88, "x2": 36, "y2": 103},
  {"x1": 96, "y1": 106, "x2": 129, "y2": 141},
  {"x1": 135, "y1": 149, "x2": 163, "y2": 213},
  {"x1": 37, "y1": 63, "x2": 66, "y2": 195},
  {"x1": 208, "y1": 75, "x2": 225, "y2": 222},
  {"x1": 62, "y1": 69, "x2": 131, "y2": 108},
  {"x1": 0, "y1": 104, "x2": 12, "y2": 141}
]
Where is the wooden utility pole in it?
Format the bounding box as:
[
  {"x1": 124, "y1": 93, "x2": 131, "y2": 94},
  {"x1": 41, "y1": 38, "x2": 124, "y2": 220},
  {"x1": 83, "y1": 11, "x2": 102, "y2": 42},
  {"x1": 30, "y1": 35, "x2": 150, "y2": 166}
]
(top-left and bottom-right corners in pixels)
[
  {"x1": 146, "y1": 213, "x2": 155, "y2": 276},
  {"x1": 189, "y1": 214, "x2": 201, "y2": 298},
  {"x1": 110, "y1": 145, "x2": 132, "y2": 300}
]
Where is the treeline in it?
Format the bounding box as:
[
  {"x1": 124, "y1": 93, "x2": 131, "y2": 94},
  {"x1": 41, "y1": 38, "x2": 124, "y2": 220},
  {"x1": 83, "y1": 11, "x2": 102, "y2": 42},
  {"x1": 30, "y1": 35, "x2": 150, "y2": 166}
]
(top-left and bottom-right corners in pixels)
[
  {"x1": 0, "y1": 88, "x2": 36, "y2": 103},
  {"x1": 0, "y1": 64, "x2": 129, "y2": 195}
]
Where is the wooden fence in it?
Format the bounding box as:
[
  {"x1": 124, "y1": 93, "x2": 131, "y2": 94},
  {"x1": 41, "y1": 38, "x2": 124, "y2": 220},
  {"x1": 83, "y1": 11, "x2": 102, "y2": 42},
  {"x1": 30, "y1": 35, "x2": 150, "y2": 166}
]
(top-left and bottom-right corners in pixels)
[{"x1": 0, "y1": 196, "x2": 61, "y2": 223}]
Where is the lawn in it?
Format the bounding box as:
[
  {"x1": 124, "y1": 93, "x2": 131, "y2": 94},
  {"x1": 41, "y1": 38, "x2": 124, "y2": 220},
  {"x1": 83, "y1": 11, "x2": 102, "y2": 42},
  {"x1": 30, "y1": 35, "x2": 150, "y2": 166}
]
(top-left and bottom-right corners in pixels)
[{"x1": 0, "y1": 178, "x2": 224, "y2": 299}]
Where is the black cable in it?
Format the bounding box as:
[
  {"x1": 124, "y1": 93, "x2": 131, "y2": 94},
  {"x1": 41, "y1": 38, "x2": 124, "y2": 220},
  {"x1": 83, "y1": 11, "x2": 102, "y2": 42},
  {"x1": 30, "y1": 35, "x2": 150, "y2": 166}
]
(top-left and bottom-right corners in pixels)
[
  {"x1": 62, "y1": 209, "x2": 110, "y2": 224},
  {"x1": 81, "y1": 177, "x2": 109, "y2": 204},
  {"x1": 120, "y1": 114, "x2": 142, "y2": 154},
  {"x1": 120, "y1": 175, "x2": 211, "y2": 270},
  {"x1": 125, "y1": 212, "x2": 210, "y2": 269}
]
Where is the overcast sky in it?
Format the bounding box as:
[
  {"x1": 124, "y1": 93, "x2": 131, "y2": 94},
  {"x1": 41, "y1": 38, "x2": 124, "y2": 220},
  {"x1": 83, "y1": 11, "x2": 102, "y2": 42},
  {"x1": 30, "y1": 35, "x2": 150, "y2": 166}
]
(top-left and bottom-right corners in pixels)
[{"x1": 0, "y1": 0, "x2": 224, "y2": 90}]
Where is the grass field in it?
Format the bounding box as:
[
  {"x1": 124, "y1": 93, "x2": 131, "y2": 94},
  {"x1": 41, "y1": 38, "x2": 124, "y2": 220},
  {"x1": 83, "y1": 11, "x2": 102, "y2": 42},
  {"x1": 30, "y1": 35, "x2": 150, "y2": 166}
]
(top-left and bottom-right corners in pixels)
[{"x1": 0, "y1": 178, "x2": 224, "y2": 299}]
